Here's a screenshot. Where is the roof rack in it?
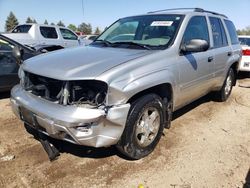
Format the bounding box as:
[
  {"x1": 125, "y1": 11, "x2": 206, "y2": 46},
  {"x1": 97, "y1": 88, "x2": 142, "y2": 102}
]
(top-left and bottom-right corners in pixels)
[{"x1": 148, "y1": 8, "x2": 228, "y2": 18}]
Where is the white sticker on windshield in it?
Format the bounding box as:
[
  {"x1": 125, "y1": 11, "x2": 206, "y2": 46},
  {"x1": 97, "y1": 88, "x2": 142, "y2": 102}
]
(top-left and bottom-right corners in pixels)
[{"x1": 151, "y1": 21, "x2": 173, "y2": 26}]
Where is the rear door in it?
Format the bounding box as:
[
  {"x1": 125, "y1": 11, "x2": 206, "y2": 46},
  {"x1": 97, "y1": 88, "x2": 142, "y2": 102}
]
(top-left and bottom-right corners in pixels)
[
  {"x1": 39, "y1": 26, "x2": 63, "y2": 47},
  {"x1": 208, "y1": 17, "x2": 232, "y2": 86},
  {"x1": 0, "y1": 38, "x2": 19, "y2": 91}
]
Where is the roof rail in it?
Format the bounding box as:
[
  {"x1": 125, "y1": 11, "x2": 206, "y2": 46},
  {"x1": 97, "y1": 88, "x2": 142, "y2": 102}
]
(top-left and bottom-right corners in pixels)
[
  {"x1": 195, "y1": 8, "x2": 228, "y2": 18},
  {"x1": 148, "y1": 7, "x2": 228, "y2": 18},
  {"x1": 147, "y1": 8, "x2": 202, "y2": 14}
]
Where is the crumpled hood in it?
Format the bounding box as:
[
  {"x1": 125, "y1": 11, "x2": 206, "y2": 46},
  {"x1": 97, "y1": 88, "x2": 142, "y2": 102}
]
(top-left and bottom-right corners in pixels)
[{"x1": 23, "y1": 46, "x2": 151, "y2": 80}]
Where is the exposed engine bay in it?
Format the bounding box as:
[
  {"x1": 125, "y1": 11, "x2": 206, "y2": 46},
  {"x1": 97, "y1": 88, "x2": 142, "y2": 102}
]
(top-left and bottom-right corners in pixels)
[{"x1": 23, "y1": 72, "x2": 108, "y2": 107}]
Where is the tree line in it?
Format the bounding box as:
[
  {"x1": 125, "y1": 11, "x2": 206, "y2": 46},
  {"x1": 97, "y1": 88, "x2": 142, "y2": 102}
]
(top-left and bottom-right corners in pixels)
[
  {"x1": 4, "y1": 11, "x2": 101, "y2": 35},
  {"x1": 237, "y1": 27, "x2": 250, "y2": 35}
]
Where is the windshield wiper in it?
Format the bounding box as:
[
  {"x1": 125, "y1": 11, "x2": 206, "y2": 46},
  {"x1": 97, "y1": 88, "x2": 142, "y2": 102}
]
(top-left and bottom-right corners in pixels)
[
  {"x1": 112, "y1": 41, "x2": 152, "y2": 50},
  {"x1": 93, "y1": 39, "x2": 112, "y2": 47}
]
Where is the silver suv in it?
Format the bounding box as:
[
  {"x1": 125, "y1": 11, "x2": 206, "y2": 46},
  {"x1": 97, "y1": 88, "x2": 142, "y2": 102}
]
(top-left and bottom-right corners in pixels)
[{"x1": 11, "y1": 8, "x2": 241, "y2": 159}]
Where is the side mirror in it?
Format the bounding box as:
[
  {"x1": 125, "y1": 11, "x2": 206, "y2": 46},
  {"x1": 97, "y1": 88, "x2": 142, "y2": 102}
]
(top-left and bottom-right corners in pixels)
[
  {"x1": 181, "y1": 39, "x2": 209, "y2": 53},
  {"x1": 12, "y1": 46, "x2": 23, "y2": 64}
]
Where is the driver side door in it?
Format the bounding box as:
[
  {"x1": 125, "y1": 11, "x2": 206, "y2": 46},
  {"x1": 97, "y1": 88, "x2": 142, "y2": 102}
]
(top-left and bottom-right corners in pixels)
[{"x1": 175, "y1": 16, "x2": 214, "y2": 108}]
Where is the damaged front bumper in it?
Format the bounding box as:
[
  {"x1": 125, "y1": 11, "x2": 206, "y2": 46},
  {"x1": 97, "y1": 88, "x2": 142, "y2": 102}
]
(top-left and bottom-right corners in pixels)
[{"x1": 10, "y1": 85, "x2": 130, "y2": 147}]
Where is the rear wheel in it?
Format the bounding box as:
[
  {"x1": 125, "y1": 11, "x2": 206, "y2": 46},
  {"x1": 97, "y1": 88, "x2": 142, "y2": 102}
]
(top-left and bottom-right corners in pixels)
[
  {"x1": 215, "y1": 68, "x2": 235, "y2": 102},
  {"x1": 116, "y1": 94, "x2": 165, "y2": 160}
]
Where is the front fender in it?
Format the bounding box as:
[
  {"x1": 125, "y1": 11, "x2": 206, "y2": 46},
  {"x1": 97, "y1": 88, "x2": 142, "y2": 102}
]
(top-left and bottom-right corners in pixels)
[{"x1": 106, "y1": 68, "x2": 177, "y2": 106}]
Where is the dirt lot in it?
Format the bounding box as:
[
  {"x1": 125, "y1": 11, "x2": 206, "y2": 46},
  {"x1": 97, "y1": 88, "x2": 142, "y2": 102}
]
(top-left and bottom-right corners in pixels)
[{"x1": 0, "y1": 76, "x2": 250, "y2": 188}]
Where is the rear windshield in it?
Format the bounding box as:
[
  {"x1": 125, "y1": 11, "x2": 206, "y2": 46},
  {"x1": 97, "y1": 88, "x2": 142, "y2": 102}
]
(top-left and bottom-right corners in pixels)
[
  {"x1": 239, "y1": 37, "x2": 250, "y2": 46},
  {"x1": 12, "y1": 25, "x2": 32, "y2": 33}
]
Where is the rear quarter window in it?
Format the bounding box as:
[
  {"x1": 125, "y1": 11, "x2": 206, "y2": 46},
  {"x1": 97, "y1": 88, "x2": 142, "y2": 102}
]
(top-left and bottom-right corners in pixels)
[
  {"x1": 224, "y1": 20, "x2": 239, "y2": 45},
  {"x1": 12, "y1": 25, "x2": 32, "y2": 33},
  {"x1": 40, "y1": 26, "x2": 58, "y2": 39}
]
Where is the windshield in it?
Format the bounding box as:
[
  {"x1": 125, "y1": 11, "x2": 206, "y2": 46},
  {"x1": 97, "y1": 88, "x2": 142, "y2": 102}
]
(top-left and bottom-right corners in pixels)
[
  {"x1": 239, "y1": 37, "x2": 250, "y2": 46},
  {"x1": 93, "y1": 14, "x2": 183, "y2": 50}
]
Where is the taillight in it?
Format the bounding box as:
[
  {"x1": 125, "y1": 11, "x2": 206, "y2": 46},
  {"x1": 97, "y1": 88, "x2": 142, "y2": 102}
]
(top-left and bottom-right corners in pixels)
[{"x1": 242, "y1": 49, "x2": 250, "y2": 56}]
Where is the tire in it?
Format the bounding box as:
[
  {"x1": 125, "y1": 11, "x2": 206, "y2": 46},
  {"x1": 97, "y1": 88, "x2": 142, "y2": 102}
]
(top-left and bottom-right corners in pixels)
[
  {"x1": 116, "y1": 94, "x2": 165, "y2": 160},
  {"x1": 215, "y1": 68, "x2": 235, "y2": 102}
]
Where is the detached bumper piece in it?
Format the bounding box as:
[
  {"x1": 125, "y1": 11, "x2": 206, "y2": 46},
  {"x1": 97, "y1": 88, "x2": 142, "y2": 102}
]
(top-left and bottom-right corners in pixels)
[{"x1": 38, "y1": 135, "x2": 60, "y2": 161}]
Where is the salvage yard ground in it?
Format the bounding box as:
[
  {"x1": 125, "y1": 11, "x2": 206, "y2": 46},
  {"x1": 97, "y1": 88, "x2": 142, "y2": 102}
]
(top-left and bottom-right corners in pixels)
[{"x1": 0, "y1": 75, "x2": 250, "y2": 188}]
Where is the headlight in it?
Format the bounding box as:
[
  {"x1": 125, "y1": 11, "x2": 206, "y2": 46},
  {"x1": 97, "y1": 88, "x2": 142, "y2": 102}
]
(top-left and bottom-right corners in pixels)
[
  {"x1": 18, "y1": 66, "x2": 25, "y2": 87},
  {"x1": 69, "y1": 80, "x2": 108, "y2": 106}
]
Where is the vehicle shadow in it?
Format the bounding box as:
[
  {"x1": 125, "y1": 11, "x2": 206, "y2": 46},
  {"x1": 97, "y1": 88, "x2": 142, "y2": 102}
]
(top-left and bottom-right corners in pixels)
[
  {"x1": 238, "y1": 71, "x2": 250, "y2": 80},
  {"x1": 243, "y1": 168, "x2": 250, "y2": 188},
  {"x1": 0, "y1": 91, "x2": 10, "y2": 100},
  {"x1": 172, "y1": 93, "x2": 213, "y2": 121}
]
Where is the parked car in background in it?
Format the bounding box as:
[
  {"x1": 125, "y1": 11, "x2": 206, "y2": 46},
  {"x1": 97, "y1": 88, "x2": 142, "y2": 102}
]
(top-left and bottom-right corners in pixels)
[
  {"x1": 238, "y1": 35, "x2": 250, "y2": 72},
  {"x1": 11, "y1": 8, "x2": 241, "y2": 160},
  {"x1": 79, "y1": 34, "x2": 98, "y2": 45},
  {"x1": 0, "y1": 34, "x2": 47, "y2": 92},
  {"x1": 3, "y1": 24, "x2": 80, "y2": 49}
]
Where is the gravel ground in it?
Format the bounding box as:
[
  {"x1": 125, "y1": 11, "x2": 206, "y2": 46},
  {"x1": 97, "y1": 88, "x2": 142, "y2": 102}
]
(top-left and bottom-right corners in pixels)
[{"x1": 0, "y1": 76, "x2": 249, "y2": 188}]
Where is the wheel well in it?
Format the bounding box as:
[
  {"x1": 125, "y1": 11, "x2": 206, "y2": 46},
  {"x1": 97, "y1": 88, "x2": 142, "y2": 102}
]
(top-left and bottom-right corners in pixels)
[
  {"x1": 127, "y1": 83, "x2": 173, "y2": 104},
  {"x1": 230, "y1": 62, "x2": 239, "y2": 86}
]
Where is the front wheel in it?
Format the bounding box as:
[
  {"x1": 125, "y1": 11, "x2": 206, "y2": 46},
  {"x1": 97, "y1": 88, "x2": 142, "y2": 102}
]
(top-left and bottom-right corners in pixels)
[
  {"x1": 116, "y1": 94, "x2": 165, "y2": 160},
  {"x1": 215, "y1": 68, "x2": 235, "y2": 102}
]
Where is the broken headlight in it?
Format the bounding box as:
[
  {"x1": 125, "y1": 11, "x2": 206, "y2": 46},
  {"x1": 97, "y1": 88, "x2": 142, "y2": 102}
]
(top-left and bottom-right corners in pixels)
[{"x1": 68, "y1": 80, "x2": 108, "y2": 107}]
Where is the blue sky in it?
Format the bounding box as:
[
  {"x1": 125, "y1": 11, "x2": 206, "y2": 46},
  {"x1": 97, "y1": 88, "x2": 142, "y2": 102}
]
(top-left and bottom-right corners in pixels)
[{"x1": 0, "y1": 0, "x2": 250, "y2": 32}]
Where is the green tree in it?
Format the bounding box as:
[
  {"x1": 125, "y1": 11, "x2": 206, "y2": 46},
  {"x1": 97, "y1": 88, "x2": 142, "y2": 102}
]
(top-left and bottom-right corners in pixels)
[
  {"x1": 51, "y1": 22, "x2": 55, "y2": 25},
  {"x1": 237, "y1": 26, "x2": 250, "y2": 35},
  {"x1": 68, "y1": 24, "x2": 77, "y2": 31},
  {"x1": 78, "y1": 22, "x2": 92, "y2": 34},
  {"x1": 44, "y1": 19, "x2": 48, "y2": 25},
  {"x1": 26, "y1": 17, "x2": 33, "y2": 23},
  {"x1": 94, "y1": 27, "x2": 101, "y2": 35},
  {"x1": 5, "y1": 11, "x2": 19, "y2": 31},
  {"x1": 57, "y1": 20, "x2": 65, "y2": 27},
  {"x1": 33, "y1": 19, "x2": 37, "y2": 24}
]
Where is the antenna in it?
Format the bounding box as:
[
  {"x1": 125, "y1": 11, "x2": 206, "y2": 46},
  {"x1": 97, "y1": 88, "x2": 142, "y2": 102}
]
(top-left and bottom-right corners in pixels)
[{"x1": 81, "y1": 0, "x2": 85, "y2": 20}]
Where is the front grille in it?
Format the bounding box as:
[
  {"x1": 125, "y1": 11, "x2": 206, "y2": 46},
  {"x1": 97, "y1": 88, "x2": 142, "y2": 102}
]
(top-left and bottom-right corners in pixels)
[{"x1": 23, "y1": 72, "x2": 108, "y2": 106}]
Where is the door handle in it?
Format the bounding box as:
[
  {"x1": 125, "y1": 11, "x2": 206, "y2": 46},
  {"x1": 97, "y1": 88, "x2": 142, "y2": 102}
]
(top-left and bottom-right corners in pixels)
[
  {"x1": 227, "y1": 52, "x2": 232, "y2": 56},
  {"x1": 208, "y1": 56, "x2": 214, "y2": 62}
]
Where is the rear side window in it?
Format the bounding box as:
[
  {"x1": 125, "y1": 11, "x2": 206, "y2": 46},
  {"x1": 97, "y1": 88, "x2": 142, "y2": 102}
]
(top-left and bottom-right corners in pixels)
[
  {"x1": 224, "y1": 20, "x2": 239, "y2": 45},
  {"x1": 183, "y1": 16, "x2": 209, "y2": 43},
  {"x1": 209, "y1": 17, "x2": 228, "y2": 48},
  {"x1": 12, "y1": 25, "x2": 32, "y2": 33},
  {"x1": 59, "y1": 28, "x2": 78, "y2": 40},
  {"x1": 40, "y1": 26, "x2": 58, "y2": 39}
]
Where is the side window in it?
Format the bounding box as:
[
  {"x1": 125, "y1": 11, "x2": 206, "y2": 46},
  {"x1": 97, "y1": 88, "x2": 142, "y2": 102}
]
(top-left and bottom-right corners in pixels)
[
  {"x1": 209, "y1": 17, "x2": 228, "y2": 48},
  {"x1": 40, "y1": 27, "x2": 58, "y2": 39},
  {"x1": 224, "y1": 20, "x2": 239, "y2": 45},
  {"x1": 183, "y1": 16, "x2": 209, "y2": 43},
  {"x1": 59, "y1": 28, "x2": 78, "y2": 40}
]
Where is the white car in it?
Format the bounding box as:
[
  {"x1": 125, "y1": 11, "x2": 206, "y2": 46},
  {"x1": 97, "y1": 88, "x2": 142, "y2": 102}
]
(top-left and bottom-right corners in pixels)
[
  {"x1": 3, "y1": 24, "x2": 80, "y2": 49},
  {"x1": 79, "y1": 35, "x2": 98, "y2": 45},
  {"x1": 238, "y1": 35, "x2": 250, "y2": 72}
]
